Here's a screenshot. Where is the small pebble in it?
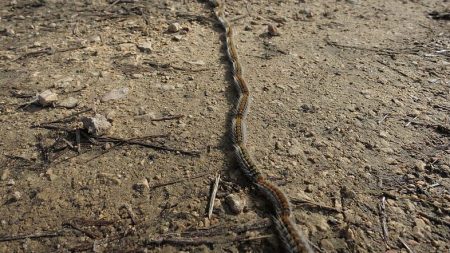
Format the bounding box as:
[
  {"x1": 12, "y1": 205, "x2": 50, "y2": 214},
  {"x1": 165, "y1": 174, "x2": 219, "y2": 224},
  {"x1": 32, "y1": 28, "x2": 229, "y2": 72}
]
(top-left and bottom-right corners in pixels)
[
  {"x1": 101, "y1": 87, "x2": 129, "y2": 102},
  {"x1": 97, "y1": 172, "x2": 121, "y2": 185},
  {"x1": 6, "y1": 179, "x2": 15, "y2": 186},
  {"x1": 81, "y1": 114, "x2": 112, "y2": 136},
  {"x1": 58, "y1": 97, "x2": 78, "y2": 108},
  {"x1": 414, "y1": 160, "x2": 426, "y2": 172},
  {"x1": 172, "y1": 35, "x2": 183, "y2": 41},
  {"x1": 45, "y1": 168, "x2": 58, "y2": 181},
  {"x1": 137, "y1": 41, "x2": 152, "y2": 53},
  {"x1": 0, "y1": 27, "x2": 15, "y2": 36},
  {"x1": 268, "y1": 24, "x2": 280, "y2": 36},
  {"x1": 133, "y1": 181, "x2": 148, "y2": 194},
  {"x1": 11, "y1": 191, "x2": 22, "y2": 201},
  {"x1": 89, "y1": 35, "x2": 101, "y2": 43},
  {"x1": 38, "y1": 90, "x2": 58, "y2": 106},
  {"x1": 168, "y1": 22, "x2": 181, "y2": 33},
  {"x1": 288, "y1": 146, "x2": 302, "y2": 156},
  {"x1": 1, "y1": 168, "x2": 10, "y2": 181},
  {"x1": 225, "y1": 194, "x2": 244, "y2": 214}
]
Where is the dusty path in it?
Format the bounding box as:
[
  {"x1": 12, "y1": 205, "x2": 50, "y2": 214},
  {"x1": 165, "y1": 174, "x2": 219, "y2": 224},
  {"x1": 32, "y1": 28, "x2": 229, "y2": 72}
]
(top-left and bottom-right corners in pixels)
[{"x1": 0, "y1": 0, "x2": 449, "y2": 252}]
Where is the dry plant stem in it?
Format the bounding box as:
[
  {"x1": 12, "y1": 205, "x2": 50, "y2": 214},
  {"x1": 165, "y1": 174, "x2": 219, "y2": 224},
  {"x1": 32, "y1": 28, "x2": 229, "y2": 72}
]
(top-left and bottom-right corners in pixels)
[
  {"x1": 380, "y1": 196, "x2": 389, "y2": 242},
  {"x1": 34, "y1": 108, "x2": 92, "y2": 126},
  {"x1": 76, "y1": 128, "x2": 81, "y2": 153},
  {"x1": 150, "y1": 115, "x2": 184, "y2": 121},
  {"x1": 399, "y1": 237, "x2": 415, "y2": 253},
  {"x1": 122, "y1": 204, "x2": 139, "y2": 225},
  {"x1": 208, "y1": 173, "x2": 221, "y2": 219},
  {"x1": 0, "y1": 231, "x2": 63, "y2": 242},
  {"x1": 14, "y1": 45, "x2": 87, "y2": 61},
  {"x1": 145, "y1": 234, "x2": 271, "y2": 246},
  {"x1": 63, "y1": 222, "x2": 98, "y2": 239},
  {"x1": 96, "y1": 136, "x2": 200, "y2": 156}
]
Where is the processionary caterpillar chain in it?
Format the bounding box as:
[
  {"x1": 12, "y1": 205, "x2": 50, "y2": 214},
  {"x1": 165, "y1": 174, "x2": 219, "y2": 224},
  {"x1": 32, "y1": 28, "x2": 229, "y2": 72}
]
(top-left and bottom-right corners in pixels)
[{"x1": 208, "y1": 1, "x2": 313, "y2": 252}]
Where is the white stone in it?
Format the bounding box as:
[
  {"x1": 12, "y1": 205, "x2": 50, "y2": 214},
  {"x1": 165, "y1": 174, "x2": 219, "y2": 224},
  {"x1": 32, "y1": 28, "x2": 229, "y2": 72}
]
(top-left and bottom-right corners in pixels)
[
  {"x1": 38, "y1": 90, "x2": 58, "y2": 106},
  {"x1": 137, "y1": 42, "x2": 152, "y2": 53},
  {"x1": 168, "y1": 22, "x2": 181, "y2": 33},
  {"x1": 81, "y1": 114, "x2": 112, "y2": 136},
  {"x1": 225, "y1": 194, "x2": 244, "y2": 214},
  {"x1": 101, "y1": 87, "x2": 129, "y2": 102},
  {"x1": 58, "y1": 97, "x2": 78, "y2": 108}
]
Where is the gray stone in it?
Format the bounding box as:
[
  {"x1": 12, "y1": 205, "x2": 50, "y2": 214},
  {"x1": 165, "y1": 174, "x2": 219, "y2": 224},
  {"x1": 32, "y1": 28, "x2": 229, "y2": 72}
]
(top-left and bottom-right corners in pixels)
[
  {"x1": 413, "y1": 218, "x2": 431, "y2": 240},
  {"x1": 1, "y1": 168, "x2": 10, "y2": 181},
  {"x1": 137, "y1": 42, "x2": 152, "y2": 53},
  {"x1": 38, "y1": 90, "x2": 58, "y2": 106},
  {"x1": 172, "y1": 35, "x2": 183, "y2": 41},
  {"x1": 168, "y1": 22, "x2": 181, "y2": 33},
  {"x1": 101, "y1": 87, "x2": 129, "y2": 102},
  {"x1": 11, "y1": 191, "x2": 22, "y2": 201},
  {"x1": 225, "y1": 194, "x2": 244, "y2": 214},
  {"x1": 81, "y1": 114, "x2": 111, "y2": 136},
  {"x1": 414, "y1": 160, "x2": 426, "y2": 172},
  {"x1": 268, "y1": 24, "x2": 280, "y2": 36},
  {"x1": 58, "y1": 97, "x2": 78, "y2": 108},
  {"x1": 288, "y1": 146, "x2": 302, "y2": 156}
]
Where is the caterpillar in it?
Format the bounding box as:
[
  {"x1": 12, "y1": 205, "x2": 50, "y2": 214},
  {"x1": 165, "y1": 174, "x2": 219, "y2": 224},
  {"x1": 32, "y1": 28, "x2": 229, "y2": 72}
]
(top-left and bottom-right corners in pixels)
[{"x1": 208, "y1": 1, "x2": 313, "y2": 252}]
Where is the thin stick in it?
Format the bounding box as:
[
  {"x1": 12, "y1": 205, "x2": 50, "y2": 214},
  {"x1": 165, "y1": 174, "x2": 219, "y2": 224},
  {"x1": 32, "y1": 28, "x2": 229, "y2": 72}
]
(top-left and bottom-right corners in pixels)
[
  {"x1": 32, "y1": 108, "x2": 92, "y2": 126},
  {"x1": 151, "y1": 115, "x2": 184, "y2": 122},
  {"x1": 104, "y1": 0, "x2": 120, "y2": 12},
  {"x1": 405, "y1": 116, "x2": 417, "y2": 127},
  {"x1": 0, "y1": 231, "x2": 63, "y2": 242},
  {"x1": 63, "y1": 222, "x2": 98, "y2": 239},
  {"x1": 380, "y1": 196, "x2": 389, "y2": 242},
  {"x1": 399, "y1": 237, "x2": 415, "y2": 253},
  {"x1": 14, "y1": 46, "x2": 87, "y2": 61},
  {"x1": 306, "y1": 238, "x2": 324, "y2": 253},
  {"x1": 208, "y1": 174, "x2": 221, "y2": 219},
  {"x1": 76, "y1": 129, "x2": 81, "y2": 153},
  {"x1": 378, "y1": 114, "x2": 389, "y2": 124},
  {"x1": 122, "y1": 204, "x2": 138, "y2": 225},
  {"x1": 145, "y1": 234, "x2": 270, "y2": 246},
  {"x1": 96, "y1": 136, "x2": 200, "y2": 156}
]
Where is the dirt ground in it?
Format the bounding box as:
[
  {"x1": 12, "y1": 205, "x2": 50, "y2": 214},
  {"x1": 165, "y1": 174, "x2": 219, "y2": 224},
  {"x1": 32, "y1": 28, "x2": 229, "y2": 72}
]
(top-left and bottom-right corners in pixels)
[{"x1": 0, "y1": 0, "x2": 449, "y2": 252}]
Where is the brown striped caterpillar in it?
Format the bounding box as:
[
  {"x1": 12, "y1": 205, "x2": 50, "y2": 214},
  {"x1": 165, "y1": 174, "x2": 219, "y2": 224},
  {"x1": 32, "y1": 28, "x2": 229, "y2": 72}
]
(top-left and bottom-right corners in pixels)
[{"x1": 209, "y1": 0, "x2": 313, "y2": 252}]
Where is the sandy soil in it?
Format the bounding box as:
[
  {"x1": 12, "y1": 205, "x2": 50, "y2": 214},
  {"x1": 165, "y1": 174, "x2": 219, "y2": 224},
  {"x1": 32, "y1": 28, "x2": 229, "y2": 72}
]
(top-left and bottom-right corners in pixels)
[{"x1": 0, "y1": 0, "x2": 449, "y2": 252}]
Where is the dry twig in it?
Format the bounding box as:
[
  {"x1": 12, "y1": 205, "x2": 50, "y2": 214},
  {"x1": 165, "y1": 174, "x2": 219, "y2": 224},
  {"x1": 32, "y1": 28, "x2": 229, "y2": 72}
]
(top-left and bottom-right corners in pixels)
[
  {"x1": 151, "y1": 115, "x2": 184, "y2": 122},
  {"x1": 145, "y1": 234, "x2": 271, "y2": 246},
  {"x1": 0, "y1": 231, "x2": 63, "y2": 242},
  {"x1": 208, "y1": 174, "x2": 221, "y2": 219},
  {"x1": 96, "y1": 136, "x2": 200, "y2": 156},
  {"x1": 122, "y1": 204, "x2": 139, "y2": 225},
  {"x1": 379, "y1": 196, "x2": 389, "y2": 242},
  {"x1": 399, "y1": 237, "x2": 415, "y2": 253}
]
